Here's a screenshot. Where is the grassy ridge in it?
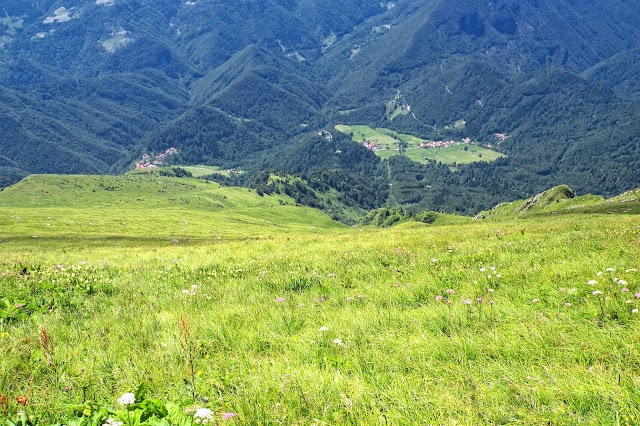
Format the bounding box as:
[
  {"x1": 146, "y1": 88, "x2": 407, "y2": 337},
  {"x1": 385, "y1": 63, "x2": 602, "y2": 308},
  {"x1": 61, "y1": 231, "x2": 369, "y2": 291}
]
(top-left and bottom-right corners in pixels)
[
  {"x1": 0, "y1": 175, "x2": 343, "y2": 252},
  {"x1": 0, "y1": 174, "x2": 284, "y2": 210},
  {"x1": 478, "y1": 185, "x2": 640, "y2": 219},
  {"x1": 1, "y1": 176, "x2": 640, "y2": 424}
]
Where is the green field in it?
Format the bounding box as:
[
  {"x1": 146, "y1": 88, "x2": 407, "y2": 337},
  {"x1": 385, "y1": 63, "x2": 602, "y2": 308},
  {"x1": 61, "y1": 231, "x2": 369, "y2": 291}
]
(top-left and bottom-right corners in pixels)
[
  {"x1": 177, "y1": 165, "x2": 224, "y2": 177},
  {"x1": 1, "y1": 175, "x2": 640, "y2": 425},
  {"x1": 171, "y1": 166, "x2": 245, "y2": 178},
  {"x1": 335, "y1": 124, "x2": 506, "y2": 166}
]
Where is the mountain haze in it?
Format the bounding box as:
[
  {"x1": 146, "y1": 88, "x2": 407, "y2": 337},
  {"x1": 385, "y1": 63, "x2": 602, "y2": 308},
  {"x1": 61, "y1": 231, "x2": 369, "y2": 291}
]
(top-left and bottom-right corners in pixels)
[{"x1": 1, "y1": 0, "x2": 640, "y2": 215}]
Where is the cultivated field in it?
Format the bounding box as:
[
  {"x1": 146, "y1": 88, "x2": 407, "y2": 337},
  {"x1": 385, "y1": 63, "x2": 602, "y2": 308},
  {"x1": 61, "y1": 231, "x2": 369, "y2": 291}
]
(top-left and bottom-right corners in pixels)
[{"x1": 1, "y1": 175, "x2": 639, "y2": 425}]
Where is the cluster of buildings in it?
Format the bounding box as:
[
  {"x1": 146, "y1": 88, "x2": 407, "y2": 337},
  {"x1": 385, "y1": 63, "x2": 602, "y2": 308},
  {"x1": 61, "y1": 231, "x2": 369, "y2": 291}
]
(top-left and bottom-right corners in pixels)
[
  {"x1": 360, "y1": 134, "x2": 503, "y2": 153},
  {"x1": 419, "y1": 140, "x2": 456, "y2": 149},
  {"x1": 494, "y1": 133, "x2": 507, "y2": 141},
  {"x1": 362, "y1": 140, "x2": 380, "y2": 151},
  {"x1": 135, "y1": 147, "x2": 178, "y2": 169}
]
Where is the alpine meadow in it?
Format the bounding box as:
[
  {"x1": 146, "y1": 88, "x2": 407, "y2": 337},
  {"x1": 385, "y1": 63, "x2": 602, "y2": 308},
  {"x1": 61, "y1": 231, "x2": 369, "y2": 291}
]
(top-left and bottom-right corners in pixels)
[{"x1": 1, "y1": 0, "x2": 640, "y2": 425}]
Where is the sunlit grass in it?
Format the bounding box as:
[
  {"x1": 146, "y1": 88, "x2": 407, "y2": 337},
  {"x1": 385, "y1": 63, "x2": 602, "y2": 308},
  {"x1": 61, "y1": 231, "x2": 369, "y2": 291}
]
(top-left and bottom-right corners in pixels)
[{"x1": 0, "y1": 175, "x2": 639, "y2": 424}]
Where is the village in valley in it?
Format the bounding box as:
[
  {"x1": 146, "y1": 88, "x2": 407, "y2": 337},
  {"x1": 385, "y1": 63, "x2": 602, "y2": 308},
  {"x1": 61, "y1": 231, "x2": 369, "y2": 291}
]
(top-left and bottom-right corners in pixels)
[
  {"x1": 135, "y1": 147, "x2": 179, "y2": 170},
  {"x1": 358, "y1": 132, "x2": 508, "y2": 153},
  {"x1": 132, "y1": 131, "x2": 509, "y2": 173},
  {"x1": 335, "y1": 124, "x2": 508, "y2": 166}
]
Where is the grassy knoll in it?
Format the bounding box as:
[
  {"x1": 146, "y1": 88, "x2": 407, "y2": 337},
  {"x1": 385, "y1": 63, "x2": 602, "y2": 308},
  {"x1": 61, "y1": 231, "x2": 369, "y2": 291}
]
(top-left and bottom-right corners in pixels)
[
  {"x1": 0, "y1": 175, "x2": 342, "y2": 252},
  {"x1": 478, "y1": 185, "x2": 640, "y2": 219},
  {"x1": 334, "y1": 124, "x2": 506, "y2": 166},
  {"x1": 1, "y1": 176, "x2": 640, "y2": 425}
]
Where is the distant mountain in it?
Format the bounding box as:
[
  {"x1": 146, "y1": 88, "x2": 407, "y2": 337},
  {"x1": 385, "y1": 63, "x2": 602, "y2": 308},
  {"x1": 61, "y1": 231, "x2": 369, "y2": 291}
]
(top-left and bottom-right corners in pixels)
[
  {"x1": 1, "y1": 0, "x2": 640, "y2": 213},
  {"x1": 465, "y1": 68, "x2": 640, "y2": 196},
  {"x1": 582, "y1": 47, "x2": 640, "y2": 100},
  {"x1": 320, "y1": 0, "x2": 640, "y2": 124}
]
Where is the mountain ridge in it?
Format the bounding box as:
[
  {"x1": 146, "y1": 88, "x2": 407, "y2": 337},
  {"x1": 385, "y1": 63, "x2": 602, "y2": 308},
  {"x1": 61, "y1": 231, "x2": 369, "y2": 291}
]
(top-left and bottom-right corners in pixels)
[{"x1": 1, "y1": 0, "x2": 640, "y2": 211}]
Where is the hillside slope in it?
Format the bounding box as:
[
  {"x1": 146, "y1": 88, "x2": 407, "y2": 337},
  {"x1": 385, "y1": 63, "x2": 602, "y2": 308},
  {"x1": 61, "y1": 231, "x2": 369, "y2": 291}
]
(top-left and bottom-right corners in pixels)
[
  {"x1": 1, "y1": 172, "x2": 639, "y2": 424},
  {"x1": 0, "y1": 173, "x2": 343, "y2": 243}
]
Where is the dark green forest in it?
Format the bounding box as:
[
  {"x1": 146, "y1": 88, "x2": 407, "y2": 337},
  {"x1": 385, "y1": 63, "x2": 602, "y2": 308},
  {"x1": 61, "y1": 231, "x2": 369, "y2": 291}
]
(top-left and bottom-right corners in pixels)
[{"x1": 1, "y1": 0, "x2": 640, "y2": 217}]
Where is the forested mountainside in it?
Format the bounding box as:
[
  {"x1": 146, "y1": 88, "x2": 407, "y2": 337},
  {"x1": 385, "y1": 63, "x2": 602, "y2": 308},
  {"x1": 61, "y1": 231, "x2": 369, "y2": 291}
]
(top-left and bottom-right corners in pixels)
[{"x1": 1, "y1": 0, "x2": 640, "y2": 217}]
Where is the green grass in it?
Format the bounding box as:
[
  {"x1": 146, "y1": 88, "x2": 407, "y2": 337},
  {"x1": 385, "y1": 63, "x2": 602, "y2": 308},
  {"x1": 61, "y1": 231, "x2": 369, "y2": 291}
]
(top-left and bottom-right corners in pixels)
[
  {"x1": 0, "y1": 174, "x2": 292, "y2": 210},
  {"x1": 177, "y1": 165, "x2": 224, "y2": 177},
  {"x1": 0, "y1": 175, "x2": 343, "y2": 252},
  {"x1": 171, "y1": 165, "x2": 243, "y2": 178},
  {"x1": 334, "y1": 124, "x2": 506, "y2": 166},
  {"x1": 385, "y1": 101, "x2": 410, "y2": 121},
  {"x1": 402, "y1": 143, "x2": 505, "y2": 166},
  {"x1": 1, "y1": 175, "x2": 640, "y2": 424},
  {"x1": 477, "y1": 185, "x2": 640, "y2": 220}
]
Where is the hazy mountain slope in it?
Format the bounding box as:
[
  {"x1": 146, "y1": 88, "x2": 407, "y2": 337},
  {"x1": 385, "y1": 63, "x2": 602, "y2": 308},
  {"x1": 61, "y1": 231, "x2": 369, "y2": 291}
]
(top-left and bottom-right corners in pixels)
[
  {"x1": 466, "y1": 69, "x2": 640, "y2": 195},
  {"x1": 0, "y1": 0, "x2": 189, "y2": 82},
  {"x1": 0, "y1": 72, "x2": 189, "y2": 175},
  {"x1": 0, "y1": 0, "x2": 387, "y2": 83},
  {"x1": 0, "y1": 0, "x2": 386, "y2": 179},
  {"x1": 582, "y1": 47, "x2": 640, "y2": 100},
  {"x1": 320, "y1": 0, "x2": 640, "y2": 124},
  {"x1": 1, "y1": 0, "x2": 640, "y2": 211},
  {"x1": 130, "y1": 47, "x2": 326, "y2": 170}
]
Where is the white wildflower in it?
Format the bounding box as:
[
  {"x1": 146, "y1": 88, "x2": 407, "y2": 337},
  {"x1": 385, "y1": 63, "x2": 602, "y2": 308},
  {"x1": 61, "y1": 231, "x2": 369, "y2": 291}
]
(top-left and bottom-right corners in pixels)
[
  {"x1": 587, "y1": 280, "x2": 597, "y2": 285},
  {"x1": 194, "y1": 408, "x2": 214, "y2": 424},
  {"x1": 319, "y1": 326, "x2": 329, "y2": 332},
  {"x1": 117, "y1": 392, "x2": 135, "y2": 405},
  {"x1": 333, "y1": 338, "x2": 344, "y2": 346},
  {"x1": 592, "y1": 290, "x2": 603, "y2": 295}
]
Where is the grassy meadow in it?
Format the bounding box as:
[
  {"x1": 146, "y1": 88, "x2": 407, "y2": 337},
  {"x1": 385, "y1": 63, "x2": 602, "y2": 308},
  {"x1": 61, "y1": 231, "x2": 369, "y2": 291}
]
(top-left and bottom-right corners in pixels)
[{"x1": 1, "y1": 175, "x2": 640, "y2": 425}]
